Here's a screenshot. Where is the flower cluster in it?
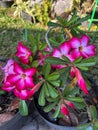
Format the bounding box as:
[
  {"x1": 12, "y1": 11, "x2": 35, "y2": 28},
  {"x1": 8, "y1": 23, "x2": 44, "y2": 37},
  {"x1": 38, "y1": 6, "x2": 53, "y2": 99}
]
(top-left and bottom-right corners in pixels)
[{"x1": 1, "y1": 34, "x2": 96, "y2": 120}]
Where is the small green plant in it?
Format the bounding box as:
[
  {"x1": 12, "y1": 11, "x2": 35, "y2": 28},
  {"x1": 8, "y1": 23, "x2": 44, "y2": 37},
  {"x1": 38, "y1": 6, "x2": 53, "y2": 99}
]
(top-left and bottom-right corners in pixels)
[
  {"x1": 12, "y1": 0, "x2": 36, "y2": 23},
  {"x1": 34, "y1": 0, "x2": 53, "y2": 25}
]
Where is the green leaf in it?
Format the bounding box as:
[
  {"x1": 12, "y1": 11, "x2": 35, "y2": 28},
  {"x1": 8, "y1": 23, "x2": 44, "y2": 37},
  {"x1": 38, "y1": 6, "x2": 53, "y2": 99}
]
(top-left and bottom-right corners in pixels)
[
  {"x1": 59, "y1": 67, "x2": 70, "y2": 86},
  {"x1": 44, "y1": 102, "x2": 57, "y2": 112},
  {"x1": 73, "y1": 102, "x2": 86, "y2": 109},
  {"x1": 39, "y1": 42, "x2": 47, "y2": 51},
  {"x1": 46, "y1": 82, "x2": 58, "y2": 98},
  {"x1": 56, "y1": 16, "x2": 67, "y2": 26},
  {"x1": 19, "y1": 100, "x2": 28, "y2": 116},
  {"x1": 94, "y1": 120, "x2": 98, "y2": 128},
  {"x1": 53, "y1": 104, "x2": 60, "y2": 118},
  {"x1": 90, "y1": 105, "x2": 97, "y2": 120},
  {"x1": 74, "y1": 57, "x2": 82, "y2": 63},
  {"x1": 67, "y1": 15, "x2": 79, "y2": 26},
  {"x1": 49, "y1": 80, "x2": 61, "y2": 87},
  {"x1": 63, "y1": 85, "x2": 71, "y2": 96},
  {"x1": 43, "y1": 63, "x2": 51, "y2": 78},
  {"x1": 77, "y1": 123, "x2": 91, "y2": 130},
  {"x1": 38, "y1": 86, "x2": 45, "y2": 106},
  {"x1": 94, "y1": 56, "x2": 98, "y2": 64},
  {"x1": 76, "y1": 65, "x2": 89, "y2": 71},
  {"x1": 75, "y1": 62, "x2": 96, "y2": 67},
  {"x1": 66, "y1": 97, "x2": 83, "y2": 103},
  {"x1": 47, "y1": 72, "x2": 59, "y2": 81},
  {"x1": 31, "y1": 60, "x2": 39, "y2": 67},
  {"x1": 44, "y1": 83, "x2": 50, "y2": 97},
  {"x1": 47, "y1": 21, "x2": 62, "y2": 27},
  {"x1": 45, "y1": 57, "x2": 66, "y2": 65},
  {"x1": 62, "y1": 55, "x2": 71, "y2": 63},
  {"x1": 0, "y1": 90, "x2": 5, "y2": 95}
]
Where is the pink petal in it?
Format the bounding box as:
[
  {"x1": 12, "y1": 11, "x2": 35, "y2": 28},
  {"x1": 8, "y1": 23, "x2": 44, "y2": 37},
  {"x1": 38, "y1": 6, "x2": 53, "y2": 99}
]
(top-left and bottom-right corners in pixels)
[
  {"x1": 70, "y1": 37, "x2": 80, "y2": 48},
  {"x1": 70, "y1": 67, "x2": 75, "y2": 77},
  {"x1": 71, "y1": 49, "x2": 82, "y2": 59},
  {"x1": 52, "y1": 48, "x2": 62, "y2": 58},
  {"x1": 83, "y1": 45, "x2": 96, "y2": 58},
  {"x1": 25, "y1": 77, "x2": 34, "y2": 88},
  {"x1": 78, "y1": 79, "x2": 89, "y2": 95},
  {"x1": 75, "y1": 67, "x2": 89, "y2": 95},
  {"x1": 25, "y1": 68, "x2": 36, "y2": 76},
  {"x1": 60, "y1": 42, "x2": 71, "y2": 55},
  {"x1": 20, "y1": 57, "x2": 29, "y2": 64},
  {"x1": 7, "y1": 74, "x2": 20, "y2": 84},
  {"x1": 14, "y1": 89, "x2": 31, "y2": 100},
  {"x1": 66, "y1": 54, "x2": 75, "y2": 62},
  {"x1": 16, "y1": 79, "x2": 26, "y2": 90},
  {"x1": 14, "y1": 62, "x2": 23, "y2": 74},
  {"x1": 80, "y1": 35, "x2": 90, "y2": 47},
  {"x1": 2, "y1": 82, "x2": 15, "y2": 92},
  {"x1": 61, "y1": 104, "x2": 69, "y2": 116},
  {"x1": 17, "y1": 42, "x2": 27, "y2": 53}
]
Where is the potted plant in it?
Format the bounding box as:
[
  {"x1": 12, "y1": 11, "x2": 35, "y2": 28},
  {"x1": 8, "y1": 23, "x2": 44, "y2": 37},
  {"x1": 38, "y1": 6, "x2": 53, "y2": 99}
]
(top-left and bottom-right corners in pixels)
[{"x1": 0, "y1": 13, "x2": 98, "y2": 130}]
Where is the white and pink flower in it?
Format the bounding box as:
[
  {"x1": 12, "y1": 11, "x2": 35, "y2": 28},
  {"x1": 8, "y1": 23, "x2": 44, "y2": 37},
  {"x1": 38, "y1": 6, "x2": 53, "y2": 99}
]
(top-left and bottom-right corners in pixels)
[
  {"x1": 16, "y1": 41, "x2": 32, "y2": 64},
  {"x1": 70, "y1": 35, "x2": 96, "y2": 59}
]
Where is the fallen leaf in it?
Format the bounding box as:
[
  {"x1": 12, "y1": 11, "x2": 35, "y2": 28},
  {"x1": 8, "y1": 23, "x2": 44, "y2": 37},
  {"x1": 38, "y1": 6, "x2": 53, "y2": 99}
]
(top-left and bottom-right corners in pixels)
[
  {"x1": 7, "y1": 98, "x2": 20, "y2": 112},
  {"x1": 0, "y1": 113, "x2": 14, "y2": 126}
]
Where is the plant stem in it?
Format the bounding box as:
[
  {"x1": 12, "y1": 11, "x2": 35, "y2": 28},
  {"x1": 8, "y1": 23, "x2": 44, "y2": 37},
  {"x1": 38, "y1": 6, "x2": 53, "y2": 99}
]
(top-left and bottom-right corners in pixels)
[{"x1": 65, "y1": 28, "x2": 73, "y2": 39}]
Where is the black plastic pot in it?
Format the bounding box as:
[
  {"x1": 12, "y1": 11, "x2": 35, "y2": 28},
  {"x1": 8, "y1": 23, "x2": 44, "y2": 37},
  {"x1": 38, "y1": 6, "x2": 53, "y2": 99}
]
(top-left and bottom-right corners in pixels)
[
  {"x1": 34, "y1": 80, "x2": 98, "y2": 130},
  {"x1": 0, "y1": 113, "x2": 29, "y2": 130}
]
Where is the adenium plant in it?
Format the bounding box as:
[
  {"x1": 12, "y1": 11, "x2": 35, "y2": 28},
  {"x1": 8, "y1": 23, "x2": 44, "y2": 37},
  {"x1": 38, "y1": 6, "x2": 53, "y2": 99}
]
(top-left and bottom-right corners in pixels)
[{"x1": 0, "y1": 17, "x2": 98, "y2": 129}]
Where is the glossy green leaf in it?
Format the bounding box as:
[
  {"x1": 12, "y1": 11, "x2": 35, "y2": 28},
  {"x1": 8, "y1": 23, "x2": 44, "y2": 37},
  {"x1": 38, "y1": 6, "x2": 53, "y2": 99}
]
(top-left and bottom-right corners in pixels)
[
  {"x1": 43, "y1": 63, "x2": 51, "y2": 78},
  {"x1": 38, "y1": 86, "x2": 45, "y2": 106},
  {"x1": 44, "y1": 83, "x2": 50, "y2": 97},
  {"x1": 47, "y1": 72, "x2": 59, "y2": 81},
  {"x1": 47, "y1": 21, "x2": 62, "y2": 27},
  {"x1": 32, "y1": 60, "x2": 39, "y2": 67},
  {"x1": 66, "y1": 97, "x2": 83, "y2": 102},
  {"x1": 56, "y1": 16, "x2": 67, "y2": 26},
  {"x1": 45, "y1": 57, "x2": 66, "y2": 65},
  {"x1": 74, "y1": 57, "x2": 82, "y2": 63},
  {"x1": 76, "y1": 65, "x2": 89, "y2": 71},
  {"x1": 53, "y1": 104, "x2": 60, "y2": 118},
  {"x1": 73, "y1": 102, "x2": 86, "y2": 109},
  {"x1": 62, "y1": 55, "x2": 71, "y2": 63},
  {"x1": 44, "y1": 102, "x2": 57, "y2": 112},
  {"x1": 49, "y1": 80, "x2": 61, "y2": 87},
  {"x1": 19, "y1": 100, "x2": 28, "y2": 116},
  {"x1": 75, "y1": 62, "x2": 96, "y2": 67},
  {"x1": 46, "y1": 82, "x2": 58, "y2": 98}
]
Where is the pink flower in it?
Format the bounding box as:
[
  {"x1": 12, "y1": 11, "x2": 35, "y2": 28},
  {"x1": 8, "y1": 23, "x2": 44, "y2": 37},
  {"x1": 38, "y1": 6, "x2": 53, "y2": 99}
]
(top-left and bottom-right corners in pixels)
[
  {"x1": 7, "y1": 62, "x2": 36, "y2": 91},
  {"x1": 52, "y1": 42, "x2": 74, "y2": 68},
  {"x1": 70, "y1": 35, "x2": 96, "y2": 58},
  {"x1": 61, "y1": 104, "x2": 69, "y2": 116},
  {"x1": 1, "y1": 59, "x2": 15, "y2": 81},
  {"x1": 16, "y1": 41, "x2": 32, "y2": 64},
  {"x1": 70, "y1": 67, "x2": 89, "y2": 95}
]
